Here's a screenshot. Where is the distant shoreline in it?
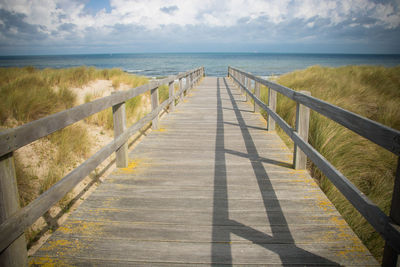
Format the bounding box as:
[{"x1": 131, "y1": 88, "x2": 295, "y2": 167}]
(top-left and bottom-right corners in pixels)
[
  {"x1": 1, "y1": 53, "x2": 400, "y2": 77},
  {"x1": 2, "y1": 52, "x2": 400, "y2": 57}
]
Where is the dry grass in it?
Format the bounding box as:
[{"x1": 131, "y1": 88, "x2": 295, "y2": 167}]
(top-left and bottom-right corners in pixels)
[
  {"x1": 257, "y1": 65, "x2": 400, "y2": 261},
  {"x1": 0, "y1": 66, "x2": 151, "y2": 245}
]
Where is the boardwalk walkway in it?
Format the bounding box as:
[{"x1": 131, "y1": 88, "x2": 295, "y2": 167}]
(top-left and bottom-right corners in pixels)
[{"x1": 30, "y1": 77, "x2": 378, "y2": 266}]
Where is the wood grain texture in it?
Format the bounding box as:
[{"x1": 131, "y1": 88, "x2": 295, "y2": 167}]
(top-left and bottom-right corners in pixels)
[
  {"x1": 31, "y1": 77, "x2": 378, "y2": 266},
  {"x1": 254, "y1": 81, "x2": 260, "y2": 113},
  {"x1": 268, "y1": 87, "x2": 276, "y2": 131},
  {"x1": 0, "y1": 153, "x2": 27, "y2": 266},
  {"x1": 169, "y1": 79, "x2": 175, "y2": 112},
  {"x1": 151, "y1": 84, "x2": 160, "y2": 130},
  {"x1": 382, "y1": 157, "x2": 400, "y2": 266},
  {"x1": 112, "y1": 100, "x2": 128, "y2": 168},
  {"x1": 294, "y1": 91, "x2": 311, "y2": 170}
]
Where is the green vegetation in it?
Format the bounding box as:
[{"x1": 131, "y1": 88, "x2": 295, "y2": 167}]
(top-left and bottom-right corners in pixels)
[
  {"x1": 0, "y1": 65, "x2": 149, "y2": 199},
  {"x1": 158, "y1": 84, "x2": 170, "y2": 103},
  {"x1": 0, "y1": 66, "x2": 147, "y2": 126},
  {"x1": 258, "y1": 65, "x2": 400, "y2": 261},
  {"x1": 0, "y1": 66, "x2": 150, "y2": 245}
]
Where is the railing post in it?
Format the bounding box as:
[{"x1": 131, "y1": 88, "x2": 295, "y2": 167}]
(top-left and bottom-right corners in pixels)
[
  {"x1": 185, "y1": 75, "x2": 189, "y2": 94},
  {"x1": 112, "y1": 96, "x2": 128, "y2": 168},
  {"x1": 168, "y1": 77, "x2": 175, "y2": 112},
  {"x1": 179, "y1": 77, "x2": 183, "y2": 102},
  {"x1": 254, "y1": 81, "x2": 260, "y2": 113},
  {"x1": 294, "y1": 91, "x2": 311, "y2": 169},
  {"x1": 245, "y1": 76, "x2": 251, "y2": 102},
  {"x1": 239, "y1": 73, "x2": 243, "y2": 94},
  {"x1": 268, "y1": 87, "x2": 277, "y2": 131},
  {"x1": 383, "y1": 157, "x2": 400, "y2": 266},
  {"x1": 0, "y1": 153, "x2": 28, "y2": 267},
  {"x1": 151, "y1": 82, "x2": 159, "y2": 129}
]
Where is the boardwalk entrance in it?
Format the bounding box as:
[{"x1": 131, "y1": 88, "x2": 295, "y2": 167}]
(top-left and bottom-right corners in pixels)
[{"x1": 30, "y1": 77, "x2": 377, "y2": 265}]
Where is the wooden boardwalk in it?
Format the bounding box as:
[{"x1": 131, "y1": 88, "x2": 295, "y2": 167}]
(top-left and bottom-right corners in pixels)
[{"x1": 30, "y1": 77, "x2": 378, "y2": 266}]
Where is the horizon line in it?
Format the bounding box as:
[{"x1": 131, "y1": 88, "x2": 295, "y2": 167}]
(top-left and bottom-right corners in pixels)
[{"x1": 1, "y1": 51, "x2": 400, "y2": 57}]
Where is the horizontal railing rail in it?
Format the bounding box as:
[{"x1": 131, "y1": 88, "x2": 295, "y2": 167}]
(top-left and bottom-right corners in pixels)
[
  {"x1": 228, "y1": 66, "x2": 400, "y2": 266},
  {"x1": 0, "y1": 69, "x2": 203, "y2": 158},
  {"x1": 0, "y1": 66, "x2": 204, "y2": 265}
]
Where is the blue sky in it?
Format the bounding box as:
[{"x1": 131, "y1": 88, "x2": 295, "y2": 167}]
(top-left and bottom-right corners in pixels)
[{"x1": 0, "y1": 0, "x2": 399, "y2": 55}]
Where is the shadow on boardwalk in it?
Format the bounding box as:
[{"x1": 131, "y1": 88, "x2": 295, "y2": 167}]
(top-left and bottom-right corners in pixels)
[{"x1": 211, "y1": 77, "x2": 338, "y2": 266}]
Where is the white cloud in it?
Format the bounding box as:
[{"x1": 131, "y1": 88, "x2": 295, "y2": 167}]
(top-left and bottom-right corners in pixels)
[
  {"x1": 1, "y1": 0, "x2": 399, "y2": 33},
  {"x1": 0, "y1": 0, "x2": 399, "y2": 53}
]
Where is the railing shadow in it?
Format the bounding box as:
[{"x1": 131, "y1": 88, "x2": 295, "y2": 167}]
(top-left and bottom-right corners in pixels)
[{"x1": 211, "y1": 77, "x2": 339, "y2": 266}]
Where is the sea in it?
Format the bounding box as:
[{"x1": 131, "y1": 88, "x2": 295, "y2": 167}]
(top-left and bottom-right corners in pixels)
[{"x1": 0, "y1": 53, "x2": 399, "y2": 78}]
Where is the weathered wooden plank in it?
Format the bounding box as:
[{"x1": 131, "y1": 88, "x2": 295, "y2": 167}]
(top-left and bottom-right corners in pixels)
[
  {"x1": 229, "y1": 66, "x2": 400, "y2": 156},
  {"x1": 77, "y1": 196, "x2": 330, "y2": 213},
  {"x1": 32, "y1": 239, "x2": 376, "y2": 265},
  {"x1": 254, "y1": 81, "x2": 260, "y2": 113},
  {"x1": 268, "y1": 86, "x2": 277, "y2": 131},
  {"x1": 382, "y1": 157, "x2": 400, "y2": 265},
  {"x1": 85, "y1": 188, "x2": 322, "y2": 201},
  {"x1": 112, "y1": 100, "x2": 128, "y2": 168},
  {"x1": 294, "y1": 91, "x2": 311, "y2": 169},
  {"x1": 107, "y1": 170, "x2": 314, "y2": 184},
  {"x1": 44, "y1": 220, "x2": 364, "y2": 245},
  {"x1": 168, "y1": 78, "x2": 175, "y2": 112},
  {"x1": 151, "y1": 84, "x2": 160, "y2": 130},
  {"x1": 0, "y1": 153, "x2": 27, "y2": 264}
]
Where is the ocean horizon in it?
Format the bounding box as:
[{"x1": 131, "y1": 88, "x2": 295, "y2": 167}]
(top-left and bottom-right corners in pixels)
[{"x1": 1, "y1": 52, "x2": 400, "y2": 77}]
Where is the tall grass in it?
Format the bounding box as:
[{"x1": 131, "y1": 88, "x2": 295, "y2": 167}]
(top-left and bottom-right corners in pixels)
[
  {"x1": 0, "y1": 66, "x2": 153, "y2": 246},
  {"x1": 258, "y1": 65, "x2": 400, "y2": 261},
  {"x1": 83, "y1": 72, "x2": 149, "y2": 129},
  {"x1": 0, "y1": 66, "x2": 149, "y2": 201},
  {"x1": 158, "y1": 84, "x2": 169, "y2": 103}
]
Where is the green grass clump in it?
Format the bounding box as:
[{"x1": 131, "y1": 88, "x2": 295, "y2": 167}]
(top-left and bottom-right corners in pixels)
[
  {"x1": 0, "y1": 66, "x2": 152, "y2": 248},
  {"x1": 0, "y1": 66, "x2": 149, "y2": 127},
  {"x1": 158, "y1": 84, "x2": 169, "y2": 103},
  {"x1": 0, "y1": 73, "x2": 76, "y2": 124},
  {"x1": 0, "y1": 66, "x2": 149, "y2": 198},
  {"x1": 111, "y1": 71, "x2": 148, "y2": 89},
  {"x1": 259, "y1": 65, "x2": 400, "y2": 261}
]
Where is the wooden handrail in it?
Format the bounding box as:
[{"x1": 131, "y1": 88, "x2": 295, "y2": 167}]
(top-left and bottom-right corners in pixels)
[
  {"x1": 228, "y1": 66, "x2": 400, "y2": 265},
  {"x1": 0, "y1": 67, "x2": 204, "y2": 261},
  {"x1": 229, "y1": 67, "x2": 400, "y2": 156},
  {"x1": 0, "y1": 68, "x2": 203, "y2": 158}
]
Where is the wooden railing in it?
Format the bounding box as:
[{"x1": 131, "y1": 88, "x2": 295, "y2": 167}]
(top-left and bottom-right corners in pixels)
[
  {"x1": 228, "y1": 66, "x2": 400, "y2": 266},
  {"x1": 0, "y1": 67, "x2": 204, "y2": 266}
]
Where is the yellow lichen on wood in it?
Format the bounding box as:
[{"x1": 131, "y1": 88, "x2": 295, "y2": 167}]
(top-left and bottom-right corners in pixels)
[
  {"x1": 38, "y1": 238, "x2": 84, "y2": 259},
  {"x1": 29, "y1": 256, "x2": 73, "y2": 267},
  {"x1": 153, "y1": 128, "x2": 166, "y2": 132},
  {"x1": 116, "y1": 159, "x2": 140, "y2": 174},
  {"x1": 58, "y1": 220, "x2": 103, "y2": 235}
]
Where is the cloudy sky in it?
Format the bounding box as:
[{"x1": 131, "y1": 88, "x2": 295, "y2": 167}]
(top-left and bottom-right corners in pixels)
[{"x1": 0, "y1": 0, "x2": 399, "y2": 55}]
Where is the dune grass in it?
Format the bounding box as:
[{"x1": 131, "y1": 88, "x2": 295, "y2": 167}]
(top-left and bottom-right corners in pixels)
[
  {"x1": 0, "y1": 65, "x2": 150, "y2": 224},
  {"x1": 0, "y1": 66, "x2": 153, "y2": 245},
  {"x1": 257, "y1": 65, "x2": 400, "y2": 261}
]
